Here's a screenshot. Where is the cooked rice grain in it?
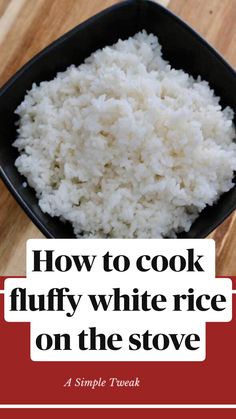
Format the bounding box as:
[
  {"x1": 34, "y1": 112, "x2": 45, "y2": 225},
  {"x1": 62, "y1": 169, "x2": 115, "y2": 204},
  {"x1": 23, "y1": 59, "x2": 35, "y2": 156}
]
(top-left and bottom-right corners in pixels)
[{"x1": 14, "y1": 31, "x2": 236, "y2": 237}]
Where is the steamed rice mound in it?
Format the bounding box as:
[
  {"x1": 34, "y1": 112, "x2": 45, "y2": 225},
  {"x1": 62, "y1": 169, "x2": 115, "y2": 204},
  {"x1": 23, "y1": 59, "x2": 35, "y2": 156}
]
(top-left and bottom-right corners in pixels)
[{"x1": 14, "y1": 31, "x2": 236, "y2": 238}]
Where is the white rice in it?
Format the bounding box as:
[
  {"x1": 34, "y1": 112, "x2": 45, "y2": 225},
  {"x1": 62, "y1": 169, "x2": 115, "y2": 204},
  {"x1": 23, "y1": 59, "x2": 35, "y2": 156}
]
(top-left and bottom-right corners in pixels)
[{"x1": 13, "y1": 31, "x2": 236, "y2": 238}]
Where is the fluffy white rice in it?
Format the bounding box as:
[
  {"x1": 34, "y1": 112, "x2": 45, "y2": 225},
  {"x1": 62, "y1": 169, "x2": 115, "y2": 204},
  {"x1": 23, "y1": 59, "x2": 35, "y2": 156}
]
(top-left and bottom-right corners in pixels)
[{"x1": 13, "y1": 31, "x2": 236, "y2": 238}]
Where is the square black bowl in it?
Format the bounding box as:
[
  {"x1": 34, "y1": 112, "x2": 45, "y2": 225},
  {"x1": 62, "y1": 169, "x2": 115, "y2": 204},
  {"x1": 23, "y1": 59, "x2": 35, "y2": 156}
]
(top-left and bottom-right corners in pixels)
[{"x1": 0, "y1": 0, "x2": 235, "y2": 238}]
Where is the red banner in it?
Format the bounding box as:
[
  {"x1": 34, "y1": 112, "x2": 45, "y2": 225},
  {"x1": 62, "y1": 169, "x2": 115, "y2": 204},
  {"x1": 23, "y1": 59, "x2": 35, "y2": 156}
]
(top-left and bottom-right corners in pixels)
[{"x1": 1, "y1": 276, "x2": 236, "y2": 417}]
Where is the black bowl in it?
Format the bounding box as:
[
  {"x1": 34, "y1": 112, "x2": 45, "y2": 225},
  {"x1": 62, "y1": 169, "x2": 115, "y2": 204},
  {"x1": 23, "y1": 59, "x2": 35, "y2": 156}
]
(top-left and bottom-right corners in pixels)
[{"x1": 0, "y1": 0, "x2": 235, "y2": 238}]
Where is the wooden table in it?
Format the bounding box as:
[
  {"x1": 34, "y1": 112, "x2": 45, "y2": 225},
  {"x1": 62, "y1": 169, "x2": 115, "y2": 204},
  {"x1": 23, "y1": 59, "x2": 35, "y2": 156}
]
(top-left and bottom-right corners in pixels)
[{"x1": 0, "y1": 0, "x2": 235, "y2": 276}]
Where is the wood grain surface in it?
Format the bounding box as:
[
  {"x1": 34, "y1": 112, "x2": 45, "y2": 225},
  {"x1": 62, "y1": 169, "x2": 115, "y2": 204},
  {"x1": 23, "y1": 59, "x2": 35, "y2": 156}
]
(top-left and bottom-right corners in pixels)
[{"x1": 0, "y1": 0, "x2": 235, "y2": 276}]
